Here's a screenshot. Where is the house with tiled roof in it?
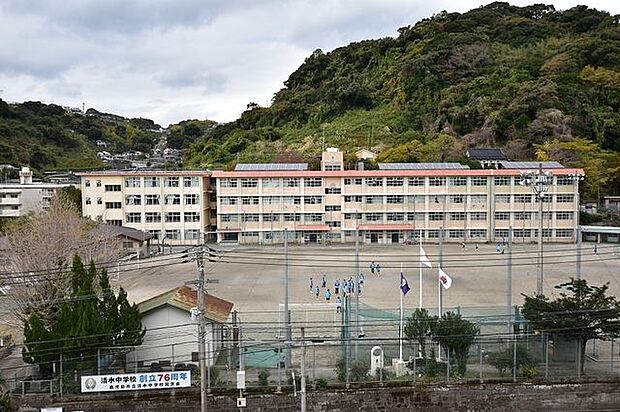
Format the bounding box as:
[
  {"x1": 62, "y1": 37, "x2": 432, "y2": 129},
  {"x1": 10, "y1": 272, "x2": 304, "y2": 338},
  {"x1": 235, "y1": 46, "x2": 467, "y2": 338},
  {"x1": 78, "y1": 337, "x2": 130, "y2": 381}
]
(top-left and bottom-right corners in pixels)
[{"x1": 131, "y1": 286, "x2": 233, "y2": 369}]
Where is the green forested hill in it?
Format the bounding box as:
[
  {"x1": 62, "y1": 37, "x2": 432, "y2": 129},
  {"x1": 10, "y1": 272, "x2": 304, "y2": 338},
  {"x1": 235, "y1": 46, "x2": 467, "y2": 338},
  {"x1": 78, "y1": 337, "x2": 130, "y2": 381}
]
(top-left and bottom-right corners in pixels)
[
  {"x1": 186, "y1": 2, "x2": 620, "y2": 199},
  {"x1": 0, "y1": 100, "x2": 161, "y2": 172}
]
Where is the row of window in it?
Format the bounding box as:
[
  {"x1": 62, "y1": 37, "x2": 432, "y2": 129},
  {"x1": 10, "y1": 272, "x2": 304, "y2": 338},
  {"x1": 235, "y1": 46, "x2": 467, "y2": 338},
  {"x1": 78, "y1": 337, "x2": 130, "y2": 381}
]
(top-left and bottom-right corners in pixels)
[
  {"x1": 494, "y1": 211, "x2": 574, "y2": 220},
  {"x1": 125, "y1": 212, "x2": 201, "y2": 223},
  {"x1": 89, "y1": 194, "x2": 201, "y2": 207},
  {"x1": 219, "y1": 176, "x2": 577, "y2": 188},
  {"x1": 495, "y1": 194, "x2": 573, "y2": 203},
  {"x1": 146, "y1": 229, "x2": 202, "y2": 241},
  {"x1": 85, "y1": 176, "x2": 201, "y2": 189}
]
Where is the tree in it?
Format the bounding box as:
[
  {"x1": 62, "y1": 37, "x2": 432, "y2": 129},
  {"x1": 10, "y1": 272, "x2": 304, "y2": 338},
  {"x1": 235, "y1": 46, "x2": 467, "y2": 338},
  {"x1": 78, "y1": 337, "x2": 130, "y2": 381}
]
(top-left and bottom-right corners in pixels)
[
  {"x1": 3, "y1": 195, "x2": 121, "y2": 327},
  {"x1": 404, "y1": 308, "x2": 438, "y2": 359},
  {"x1": 58, "y1": 186, "x2": 82, "y2": 214},
  {"x1": 22, "y1": 255, "x2": 145, "y2": 378},
  {"x1": 522, "y1": 278, "x2": 620, "y2": 374},
  {"x1": 433, "y1": 312, "x2": 479, "y2": 375},
  {"x1": 487, "y1": 344, "x2": 531, "y2": 377}
]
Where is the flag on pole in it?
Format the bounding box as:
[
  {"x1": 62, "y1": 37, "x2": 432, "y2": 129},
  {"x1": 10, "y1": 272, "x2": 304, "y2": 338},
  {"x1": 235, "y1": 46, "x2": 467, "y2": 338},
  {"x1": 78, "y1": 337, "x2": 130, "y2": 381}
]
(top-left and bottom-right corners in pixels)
[
  {"x1": 439, "y1": 267, "x2": 452, "y2": 290},
  {"x1": 400, "y1": 271, "x2": 411, "y2": 295},
  {"x1": 420, "y1": 247, "x2": 432, "y2": 268}
]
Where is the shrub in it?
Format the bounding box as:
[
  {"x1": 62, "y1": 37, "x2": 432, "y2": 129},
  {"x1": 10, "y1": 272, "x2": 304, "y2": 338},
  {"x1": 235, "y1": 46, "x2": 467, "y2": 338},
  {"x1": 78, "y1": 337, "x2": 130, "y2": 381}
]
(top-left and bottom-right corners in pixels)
[{"x1": 258, "y1": 370, "x2": 270, "y2": 387}]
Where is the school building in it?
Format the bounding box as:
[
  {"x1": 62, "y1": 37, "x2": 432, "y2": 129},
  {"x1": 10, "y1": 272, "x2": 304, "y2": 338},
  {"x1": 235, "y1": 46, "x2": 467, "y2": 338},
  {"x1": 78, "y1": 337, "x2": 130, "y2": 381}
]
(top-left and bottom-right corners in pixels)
[{"x1": 78, "y1": 148, "x2": 584, "y2": 245}]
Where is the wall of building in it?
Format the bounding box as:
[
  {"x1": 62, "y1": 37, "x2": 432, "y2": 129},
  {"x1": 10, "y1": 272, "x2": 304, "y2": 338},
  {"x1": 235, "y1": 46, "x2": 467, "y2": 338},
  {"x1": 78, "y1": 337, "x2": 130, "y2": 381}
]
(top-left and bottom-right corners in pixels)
[{"x1": 13, "y1": 381, "x2": 620, "y2": 411}]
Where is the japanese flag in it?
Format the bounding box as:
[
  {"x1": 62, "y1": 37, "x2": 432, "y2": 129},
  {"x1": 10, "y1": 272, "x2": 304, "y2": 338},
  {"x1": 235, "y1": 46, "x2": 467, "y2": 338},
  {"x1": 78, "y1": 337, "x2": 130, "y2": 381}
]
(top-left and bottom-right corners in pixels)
[
  {"x1": 420, "y1": 246, "x2": 432, "y2": 268},
  {"x1": 439, "y1": 267, "x2": 452, "y2": 290}
]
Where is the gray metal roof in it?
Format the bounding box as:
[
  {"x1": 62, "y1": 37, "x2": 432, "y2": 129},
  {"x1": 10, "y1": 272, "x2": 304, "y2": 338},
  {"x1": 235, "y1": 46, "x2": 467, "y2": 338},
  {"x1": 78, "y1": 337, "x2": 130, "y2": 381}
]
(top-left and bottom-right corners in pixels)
[
  {"x1": 580, "y1": 225, "x2": 620, "y2": 235},
  {"x1": 466, "y1": 148, "x2": 508, "y2": 161},
  {"x1": 378, "y1": 163, "x2": 470, "y2": 170},
  {"x1": 500, "y1": 161, "x2": 564, "y2": 169},
  {"x1": 234, "y1": 163, "x2": 308, "y2": 171}
]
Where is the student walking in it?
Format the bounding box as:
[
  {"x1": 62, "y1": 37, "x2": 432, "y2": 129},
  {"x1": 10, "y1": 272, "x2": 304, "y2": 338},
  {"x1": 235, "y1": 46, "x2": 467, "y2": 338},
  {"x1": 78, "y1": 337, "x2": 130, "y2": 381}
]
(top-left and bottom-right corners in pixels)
[
  {"x1": 325, "y1": 289, "x2": 331, "y2": 302},
  {"x1": 496, "y1": 243, "x2": 501, "y2": 253},
  {"x1": 309, "y1": 277, "x2": 313, "y2": 292},
  {"x1": 336, "y1": 296, "x2": 342, "y2": 313},
  {"x1": 315, "y1": 285, "x2": 320, "y2": 299},
  {"x1": 334, "y1": 280, "x2": 340, "y2": 295},
  {"x1": 475, "y1": 243, "x2": 479, "y2": 250},
  {"x1": 594, "y1": 244, "x2": 598, "y2": 254},
  {"x1": 359, "y1": 273, "x2": 365, "y2": 286},
  {"x1": 322, "y1": 275, "x2": 327, "y2": 288},
  {"x1": 369, "y1": 261, "x2": 376, "y2": 274},
  {"x1": 376, "y1": 263, "x2": 381, "y2": 275},
  {"x1": 461, "y1": 241, "x2": 465, "y2": 249}
]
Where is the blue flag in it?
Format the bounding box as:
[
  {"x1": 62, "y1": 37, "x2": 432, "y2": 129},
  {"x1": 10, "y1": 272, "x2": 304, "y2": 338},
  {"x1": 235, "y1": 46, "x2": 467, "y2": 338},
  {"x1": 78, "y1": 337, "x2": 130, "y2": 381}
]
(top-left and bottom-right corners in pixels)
[{"x1": 400, "y1": 271, "x2": 410, "y2": 296}]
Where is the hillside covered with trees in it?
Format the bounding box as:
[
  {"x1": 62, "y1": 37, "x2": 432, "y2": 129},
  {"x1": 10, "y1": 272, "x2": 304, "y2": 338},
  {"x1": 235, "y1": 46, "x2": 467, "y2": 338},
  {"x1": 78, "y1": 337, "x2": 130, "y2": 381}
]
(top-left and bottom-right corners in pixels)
[{"x1": 186, "y1": 2, "x2": 620, "y2": 200}]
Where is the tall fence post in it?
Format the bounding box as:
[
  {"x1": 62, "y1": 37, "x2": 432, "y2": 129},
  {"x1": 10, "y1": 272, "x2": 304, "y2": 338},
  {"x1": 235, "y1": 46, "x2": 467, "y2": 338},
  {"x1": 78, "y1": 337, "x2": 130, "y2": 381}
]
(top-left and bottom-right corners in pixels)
[
  {"x1": 512, "y1": 334, "x2": 517, "y2": 383},
  {"x1": 479, "y1": 342, "x2": 483, "y2": 384},
  {"x1": 611, "y1": 339, "x2": 615, "y2": 374},
  {"x1": 544, "y1": 332, "x2": 549, "y2": 379},
  {"x1": 60, "y1": 353, "x2": 63, "y2": 398}
]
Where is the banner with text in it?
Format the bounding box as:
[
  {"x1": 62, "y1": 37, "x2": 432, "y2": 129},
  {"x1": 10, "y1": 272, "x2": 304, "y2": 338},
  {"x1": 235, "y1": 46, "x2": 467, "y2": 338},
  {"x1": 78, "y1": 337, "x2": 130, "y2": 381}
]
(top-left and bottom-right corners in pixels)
[{"x1": 81, "y1": 371, "x2": 191, "y2": 393}]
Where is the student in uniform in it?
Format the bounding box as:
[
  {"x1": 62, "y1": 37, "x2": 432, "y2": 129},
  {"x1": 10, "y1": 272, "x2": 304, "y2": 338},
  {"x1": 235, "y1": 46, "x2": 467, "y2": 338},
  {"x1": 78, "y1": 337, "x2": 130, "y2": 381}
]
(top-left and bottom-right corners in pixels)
[
  {"x1": 334, "y1": 279, "x2": 340, "y2": 295},
  {"x1": 315, "y1": 285, "x2": 320, "y2": 299},
  {"x1": 336, "y1": 296, "x2": 342, "y2": 313},
  {"x1": 322, "y1": 274, "x2": 327, "y2": 288},
  {"x1": 325, "y1": 289, "x2": 331, "y2": 302},
  {"x1": 309, "y1": 277, "x2": 313, "y2": 292},
  {"x1": 376, "y1": 263, "x2": 381, "y2": 275},
  {"x1": 369, "y1": 261, "x2": 376, "y2": 274}
]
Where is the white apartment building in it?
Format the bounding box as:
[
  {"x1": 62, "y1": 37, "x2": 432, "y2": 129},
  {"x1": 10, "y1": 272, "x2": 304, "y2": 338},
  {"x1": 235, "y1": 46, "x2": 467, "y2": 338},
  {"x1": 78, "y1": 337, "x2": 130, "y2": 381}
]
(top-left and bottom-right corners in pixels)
[
  {"x1": 0, "y1": 167, "x2": 73, "y2": 218},
  {"x1": 212, "y1": 148, "x2": 583, "y2": 245},
  {"x1": 78, "y1": 171, "x2": 214, "y2": 245}
]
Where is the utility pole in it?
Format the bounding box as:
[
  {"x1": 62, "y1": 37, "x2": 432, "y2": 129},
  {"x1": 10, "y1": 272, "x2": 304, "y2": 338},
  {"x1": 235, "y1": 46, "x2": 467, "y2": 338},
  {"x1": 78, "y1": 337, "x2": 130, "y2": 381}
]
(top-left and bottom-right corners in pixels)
[
  {"x1": 197, "y1": 248, "x2": 207, "y2": 412},
  {"x1": 354, "y1": 225, "x2": 360, "y2": 360},
  {"x1": 300, "y1": 327, "x2": 307, "y2": 412},
  {"x1": 507, "y1": 226, "x2": 513, "y2": 336},
  {"x1": 284, "y1": 228, "x2": 291, "y2": 368},
  {"x1": 576, "y1": 226, "x2": 582, "y2": 279}
]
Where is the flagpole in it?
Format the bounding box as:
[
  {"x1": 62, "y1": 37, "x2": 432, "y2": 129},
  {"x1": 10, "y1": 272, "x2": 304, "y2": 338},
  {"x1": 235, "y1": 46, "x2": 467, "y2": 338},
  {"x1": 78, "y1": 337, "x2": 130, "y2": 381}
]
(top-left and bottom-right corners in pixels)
[
  {"x1": 419, "y1": 236, "x2": 423, "y2": 309},
  {"x1": 399, "y1": 262, "x2": 404, "y2": 361}
]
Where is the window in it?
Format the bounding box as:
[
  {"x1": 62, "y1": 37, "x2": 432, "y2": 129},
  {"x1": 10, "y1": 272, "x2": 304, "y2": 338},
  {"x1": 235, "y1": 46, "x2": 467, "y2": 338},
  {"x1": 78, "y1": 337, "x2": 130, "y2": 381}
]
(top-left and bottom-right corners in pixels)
[
  {"x1": 104, "y1": 185, "x2": 121, "y2": 192},
  {"x1": 97, "y1": 197, "x2": 102, "y2": 205},
  {"x1": 105, "y1": 202, "x2": 122, "y2": 209},
  {"x1": 365, "y1": 196, "x2": 383, "y2": 204},
  {"x1": 185, "y1": 194, "x2": 200, "y2": 205},
  {"x1": 427, "y1": 230, "x2": 439, "y2": 239},
  {"x1": 305, "y1": 213, "x2": 323, "y2": 222},
  {"x1": 304, "y1": 196, "x2": 322, "y2": 205},
  {"x1": 514, "y1": 194, "x2": 532, "y2": 203},
  {"x1": 165, "y1": 194, "x2": 181, "y2": 205},
  {"x1": 429, "y1": 177, "x2": 445, "y2": 186},
  {"x1": 304, "y1": 178, "x2": 322, "y2": 187},
  {"x1": 471, "y1": 176, "x2": 487, "y2": 186},
  {"x1": 407, "y1": 212, "x2": 425, "y2": 221},
  {"x1": 515, "y1": 212, "x2": 531, "y2": 220},
  {"x1": 184, "y1": 176, "x2": 199, "y2": 188},
  {"x1": 125, "y1": 177, "x2": 141, "y2": 188},
  {"x1": 449, "y1": 229, "x2": 464, "y2": 238},
  {"x1": 165, "y1": 212, "x2": 181, "y2": 222},
  {"x1": 471, "y1": 212, "x2": 487, "y2": 221},
  {"x1": 165, "y1": 229, "x2": 180, "y2": 240},
  {"x1": 326, "y1": 221, "x2": 341, "y2": 228},
  {"x1": 429, "y1": 212, "x2": 444, "y2": 221},
  {"x1": 145, "y1": 212, "x2": 161, "y2": 223},
  {"x1": 514, "y1": 229, "x2": 531, "y2": 238},
  {"x1": 471, "y1": 195, "x2": 486, "y2": 205},
  {"x1": 325, "y1": 187, "x2": 341, "y2": 194},
  {"x1": 284, "y1": 178, "x2": 300, "y2": 188},
  {"x1": 495, "y1": 194, "x2": 511, "y2": 204},
  {"x1": 542, "y1": 211, "x2": 553, "y2": 220},
  {"x1": 387, "y1": 212, "x2": 404, "y2": 221},
  {"x1": 283, "y1": 213, "x2": 300, "y2": 222},
  {"x1": 184, "y1": 212, "x2": 200, "y2": 222},
  {"x1": 126, "y1": 212, "x2": 141, "y2": 223},
  {"x1": 386, "y1": 177, "x2": 404, "y2": 187},
  {"x1": 184, "y1": 229, "x2": 201, "y2": 240},
  {"x1": 449, "y1": 177, "x2": 467, "y2": 186},
  {"x1": 449, "y1": 195, "x2": 464, "y2": 204},
  {"x1": 344, "y1": 195, "x2": 362, "y2": 203},
  {"x1": 241, "y1": 196, "x2": 259, "y2": 205},
  {"x1": 85, "y1": 197, "x2": 91, "y2": 205},
  {"x1": 221, "y1": 214, "x2": 238, "y2": 223},
  {"x1": 556, "y1": 194, "x2": 574, "y2": 203},
  {"x1": 556, "y1": 229, "x2": 574, "y2": 237},
  {"x1": 96, "y1": 180, "x2": 101, "y2": 187},
  {"x1": 344, "y1": 213, "x2": 362, "y2": 220},
  {"x1": 365, "y1": 177, "x2": 383, "y2": 187},
  {"x1": 148, "y1": 230, "x2": 161, "y2": 240},
  {"x1": 469, "y1": 229, "x2": 486, "y2": 238},
  {"x1": 144, "y1": 177, "x2": 160, "y2": 187},
  {"x1": 165, "y1": 177, "x2": 180, "y2": 187},
  {"x1": 325, "y1": 205, "x2": 341, "y2": 211},
  {"x1": 365, "y1": 213, "x2": 383, "y2": 222},
  {"x1": 221, "y1": 197, "x2": 238, "y2": 205},
  {"x1": 450, "y1": 212, "x2": 465, "y2": 221},
  {"x1": 241, "y1": 231, "x2": 259, "y2": 237},
  {"x1": 535, "y1": 194, "x2": 552, "y2": 203},
  {"x1": 221, "y1": 179, "x2": 238, "y2": 188},
  {"x1": 242, "y1": 213, "x2": 259, "y2": 222},
  {"x1": 262, "y1": 213, "x2": 280, "y2": 222},
  {"x1": 406, "y1": 195, "x2": 425, "y2": 204},
  {"x1": 240, "y1": 178, "x2": 258, "y2": 188},
  {"x1": 344, "y1": 178, "x2": 362, "y2": 185},
  {"x1": 494, "y1": 176, "x2": 511, "y2": 186},
  {"x1": 85, "y1": 179, "x2": 91, "y2": 187},
  {"x1": 556, "y1": 176, "x2": 574, "y2": 185},
  {"x1": 283, "y1": 196, "x2": 301, "y2": 205},
  {"x1": 408, "y1": 177, "x2": 425, "y2": 186},
  {"x1": 126, "y1": 195, "x2": 141, "y2": 206},
  {"x1": 386, "y1": 195, "x2": 404, "y2": 204},
  {"x1": 262, "y1": 178, "x2": 280, "y2": 188},
  {"x1": 495, "y1": 212, "x2": 510, "y2": 220},
  {"x1": 145, "y1": 195, "x2": 160, "y2": 205},
  {"x1": 106, "y1": 219, "x2": 122, "y2": 226},
  {"x1": 556, "y1": 211, "x2": 574, "y2": 220},
  {"x1": 325, "y1": 164, "x2": 341, "y2": 171},
  {"x1": 495, "y1": 229, "x2": 509, "y2": 239},
  {"x1": 264, "y1": 196, "x2": 280, "y2": 206}
]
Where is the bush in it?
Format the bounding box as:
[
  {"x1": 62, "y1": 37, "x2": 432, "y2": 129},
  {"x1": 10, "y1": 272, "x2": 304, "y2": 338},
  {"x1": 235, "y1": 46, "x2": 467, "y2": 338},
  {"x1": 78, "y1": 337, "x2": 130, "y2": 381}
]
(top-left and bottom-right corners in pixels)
[
  {"x1": 315, "y1": 377, "x2": 328, "y2": 389},
  {"x1": 258, "y1": 370, "x2": 270, "y2": 387},
  {"x1": 522, "y1": 364, "x2": 538, "y2": 380},
  {"x1": 335, "y1": 357, "x2": 369, "y2": 382}
]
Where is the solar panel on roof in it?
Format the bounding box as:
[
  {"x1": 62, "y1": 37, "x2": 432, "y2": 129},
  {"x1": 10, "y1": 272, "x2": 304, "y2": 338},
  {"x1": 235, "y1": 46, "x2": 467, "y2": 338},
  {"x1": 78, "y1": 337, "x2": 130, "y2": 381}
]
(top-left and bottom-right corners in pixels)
[
  {"x1": 378, "y1": 163, "x2": 469, "y2": 170},
  {"x1": 500, "y1": 161, "x2": 564, "y2": 169},
  {"x1": 234, "y1": 163, "x2": 308, "y2": 171}
]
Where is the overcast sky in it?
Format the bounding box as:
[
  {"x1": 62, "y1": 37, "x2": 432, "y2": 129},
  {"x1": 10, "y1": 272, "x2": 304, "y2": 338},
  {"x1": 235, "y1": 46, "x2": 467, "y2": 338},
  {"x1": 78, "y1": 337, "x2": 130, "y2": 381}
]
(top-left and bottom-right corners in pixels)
[{"x1": 0, "y1": 1, "x2": 618, "y2": 126}]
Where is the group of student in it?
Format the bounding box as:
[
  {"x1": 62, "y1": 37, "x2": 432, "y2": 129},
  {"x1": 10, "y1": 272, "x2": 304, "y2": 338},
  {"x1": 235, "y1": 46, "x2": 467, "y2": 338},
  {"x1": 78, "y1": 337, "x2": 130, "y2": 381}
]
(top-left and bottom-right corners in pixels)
[{"x1": 309, "y1": 272, "x2": 368, "y2": 313}]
